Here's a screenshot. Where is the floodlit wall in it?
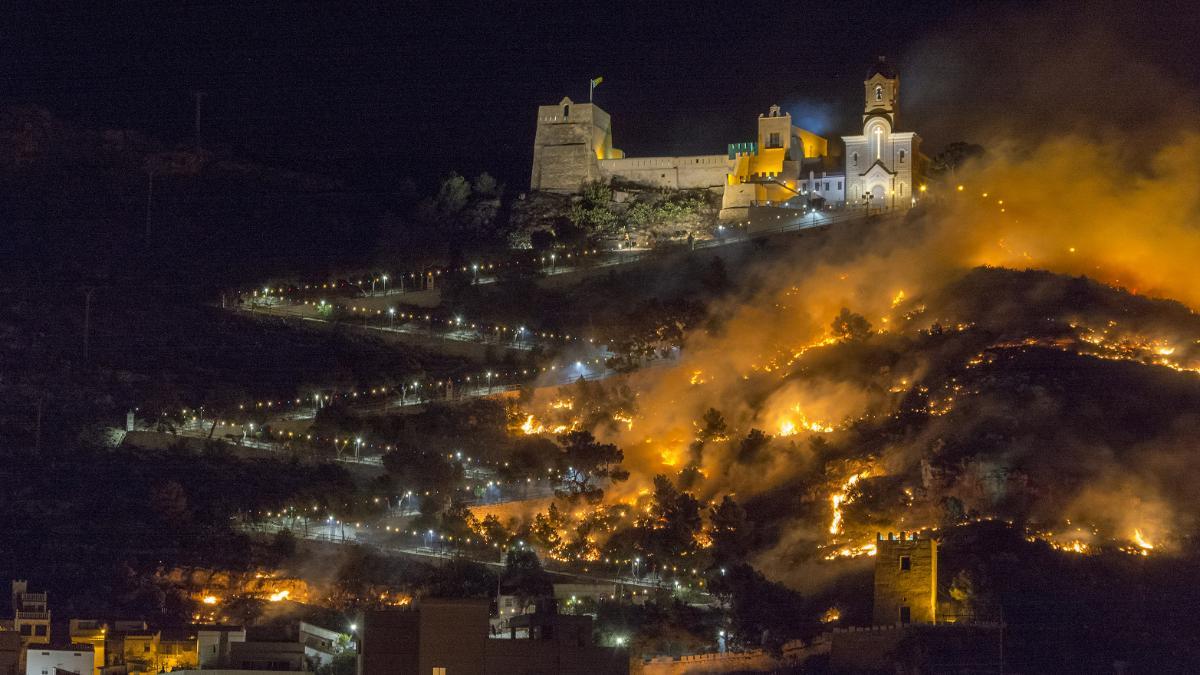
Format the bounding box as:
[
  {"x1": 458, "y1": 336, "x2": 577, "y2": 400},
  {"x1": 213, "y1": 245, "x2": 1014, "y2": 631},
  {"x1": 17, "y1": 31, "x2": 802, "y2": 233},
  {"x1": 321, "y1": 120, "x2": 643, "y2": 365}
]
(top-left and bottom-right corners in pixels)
[
  {"x1": 872, "y1": 532, "x2": 937, "y2": 626},
  {"x1": 598, "y1": 155, "x2": 729, "y2": 190}
]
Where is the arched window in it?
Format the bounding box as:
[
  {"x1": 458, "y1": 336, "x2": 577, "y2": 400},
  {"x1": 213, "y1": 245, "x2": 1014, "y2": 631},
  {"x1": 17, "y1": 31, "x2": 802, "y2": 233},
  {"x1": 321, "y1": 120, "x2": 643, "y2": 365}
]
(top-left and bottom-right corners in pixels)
[
  {"x1": 872, "y1": 126, "x2": 884, "y2": 161},
  {"x1": 899, "y1": 149, "x2": 906, "y2": 163},
  {"x1": 874, "y1": 85, "x2": 883, "y2": 102},
  {"x1": 851, "y1": 152, "x2": 858, "y2": 166},
  {"x1": 563, "y1": 104, "x2": 570, "y2": 118}
]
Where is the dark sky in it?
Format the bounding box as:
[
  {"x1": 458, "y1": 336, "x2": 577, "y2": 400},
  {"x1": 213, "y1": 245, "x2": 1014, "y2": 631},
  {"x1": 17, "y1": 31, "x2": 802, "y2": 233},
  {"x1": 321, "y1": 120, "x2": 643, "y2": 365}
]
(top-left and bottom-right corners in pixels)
[{"x1": 2, "y1": 2, "x2": 1197, "y2": 190}]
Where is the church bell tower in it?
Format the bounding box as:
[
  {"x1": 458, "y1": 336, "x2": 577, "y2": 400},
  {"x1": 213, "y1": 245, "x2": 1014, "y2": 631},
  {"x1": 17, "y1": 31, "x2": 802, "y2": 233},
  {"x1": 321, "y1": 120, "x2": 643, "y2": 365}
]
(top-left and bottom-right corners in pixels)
[{"x1": 863, "y1": 56, "x2": 899, "y2": 128}]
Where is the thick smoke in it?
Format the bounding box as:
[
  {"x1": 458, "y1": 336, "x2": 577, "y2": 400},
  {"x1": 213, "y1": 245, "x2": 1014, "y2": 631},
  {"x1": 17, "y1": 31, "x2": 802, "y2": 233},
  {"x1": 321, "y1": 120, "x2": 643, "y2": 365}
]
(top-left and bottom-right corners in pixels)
[{"x1": 575, "y1": 16, "x2": 1200, "y2": 584}]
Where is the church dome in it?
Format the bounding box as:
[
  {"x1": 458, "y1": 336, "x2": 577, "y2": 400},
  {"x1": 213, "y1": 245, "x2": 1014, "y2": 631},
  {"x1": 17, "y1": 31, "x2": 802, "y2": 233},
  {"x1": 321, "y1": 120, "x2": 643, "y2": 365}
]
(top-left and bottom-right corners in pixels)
[{"x1": 866, "y1": 56, "x2": 897, "y2": 79}]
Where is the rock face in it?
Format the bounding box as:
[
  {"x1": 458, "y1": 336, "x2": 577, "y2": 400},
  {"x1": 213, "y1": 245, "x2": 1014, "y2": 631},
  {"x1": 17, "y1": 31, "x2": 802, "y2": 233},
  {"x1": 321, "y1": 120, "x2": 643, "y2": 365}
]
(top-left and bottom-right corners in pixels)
[{"x1": 510, "y1": 185, "x2": 719, "y2": 249}]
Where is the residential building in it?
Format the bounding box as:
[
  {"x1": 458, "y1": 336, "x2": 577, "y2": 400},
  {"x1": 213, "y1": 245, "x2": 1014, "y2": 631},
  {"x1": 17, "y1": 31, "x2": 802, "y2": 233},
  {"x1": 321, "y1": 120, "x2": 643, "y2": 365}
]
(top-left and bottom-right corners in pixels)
[
  {"x1": 0, "y1": 632, "x2": 20, "y2": 675},
  {"x1": 24, "y1": 643, "x2": 92, "y2": 675},
  {"x1": 297, "y1": 621, "x2": 353, "y2": 668},
  {"x1": 10, "y1": 582, "x2": 50, "y2": 649},
  {"x1": 359, "y1": 598, "x2": 627, "y2": 675}
]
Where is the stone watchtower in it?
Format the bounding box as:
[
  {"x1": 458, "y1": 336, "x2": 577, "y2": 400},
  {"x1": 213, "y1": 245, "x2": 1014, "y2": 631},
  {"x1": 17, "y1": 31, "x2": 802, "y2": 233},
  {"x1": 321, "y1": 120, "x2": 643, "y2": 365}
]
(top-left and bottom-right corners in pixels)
[
  {"x1": 872, "y1": 532, "x2": 937, "y2": 626},
  {"x1": 529, "y1": 97, "x2": 621, "y2": 193}
]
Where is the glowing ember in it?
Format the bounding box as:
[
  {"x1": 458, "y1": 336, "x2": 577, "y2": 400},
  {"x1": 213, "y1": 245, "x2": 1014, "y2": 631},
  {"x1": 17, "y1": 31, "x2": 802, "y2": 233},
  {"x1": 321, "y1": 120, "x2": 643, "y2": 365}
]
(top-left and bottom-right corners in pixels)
[
  {"x1": 268, "y1": 590, "x2": 290, "y2": 602},
  {"x1": 1133, "y1": 529, "x2": 1154, "y2": 551},
  {"x1": 823, "y1": 542, "x2": 878, "y2": 560}
]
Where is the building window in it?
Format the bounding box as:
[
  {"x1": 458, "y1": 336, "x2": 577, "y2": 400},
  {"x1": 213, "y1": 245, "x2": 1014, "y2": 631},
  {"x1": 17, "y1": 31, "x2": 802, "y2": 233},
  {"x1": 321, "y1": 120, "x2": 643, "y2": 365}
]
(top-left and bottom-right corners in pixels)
[
  {"x1": 875, "y1": 85, "x2": 883, "y2": 102},
  {"x1": 800, "y1": 182, "x2": 807, "y2": 190},
  {"x1": 851, "y1": 152, "x2": 858, "y2": 166},
  {"x1": 899, "y1": 149, "x2": 906, "y2": 163},
  {"x1": 837, "y1": 181, "x2": 843, "y2": 190},
  {"x1": 433, "y1": 669, "x2": 447, "y2": 675},
  {"x1": 767, "y1": 132, "x2": 781, "y2": 148},
  {"x1": 899, "y1": 555, "x2": 911, "y2": 571},
  {"x1": 899, "y1": 606, "x2": 911, "y2": 624},
  {"x1": 563, "y1": 105, "x2": 569, "y2": 118},
  {"x1": 899, "y1": 183, "x2": 905, "y2": 196},
  {"x1": 824, "y1": 182, "x2": 830, "y2": 191}
]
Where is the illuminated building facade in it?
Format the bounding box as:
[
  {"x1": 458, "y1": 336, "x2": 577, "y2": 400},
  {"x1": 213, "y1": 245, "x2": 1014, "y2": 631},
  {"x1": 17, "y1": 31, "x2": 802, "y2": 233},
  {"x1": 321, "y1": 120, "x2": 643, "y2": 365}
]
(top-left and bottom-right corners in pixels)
[
  {"x1": 842, "y1": 57, "x2": 928, "y2": 210},
  {"x1": 872, "y1": 531, "x2": 937, "y2": 626},
  {"x1": 529, "y1": 57, "x2": 926, "y2": 219}
]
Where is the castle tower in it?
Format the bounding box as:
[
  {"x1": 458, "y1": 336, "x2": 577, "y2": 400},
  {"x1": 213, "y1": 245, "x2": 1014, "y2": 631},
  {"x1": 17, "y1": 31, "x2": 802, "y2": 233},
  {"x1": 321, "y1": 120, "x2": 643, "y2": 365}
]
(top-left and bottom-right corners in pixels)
[
  {"x1": 872, "y1": 532, "x2": 937, "y2": 626},
  {"x1": 529, "y1": 97, "x2": 621, "y2": 193}
]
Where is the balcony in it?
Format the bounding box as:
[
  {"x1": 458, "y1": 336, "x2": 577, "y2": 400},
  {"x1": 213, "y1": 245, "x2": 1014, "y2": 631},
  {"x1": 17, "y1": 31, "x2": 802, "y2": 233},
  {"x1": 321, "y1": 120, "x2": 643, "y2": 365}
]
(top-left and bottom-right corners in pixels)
[{"x1": 16, "y1": 610, "x2": 49, "y2": 621}]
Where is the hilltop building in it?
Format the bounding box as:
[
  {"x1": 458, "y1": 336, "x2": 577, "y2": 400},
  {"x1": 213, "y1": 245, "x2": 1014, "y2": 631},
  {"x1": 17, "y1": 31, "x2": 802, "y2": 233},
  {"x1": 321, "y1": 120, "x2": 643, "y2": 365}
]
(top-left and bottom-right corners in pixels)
[
  {"x1": 842, "y1": 57, "x2": 926, "y2": 210},
  {"x1": 872, "y1": 531, "x2": 938, "y2": 625},
  {"x1": 529, "y1": 57, "x2": 926, "y2": 220}
]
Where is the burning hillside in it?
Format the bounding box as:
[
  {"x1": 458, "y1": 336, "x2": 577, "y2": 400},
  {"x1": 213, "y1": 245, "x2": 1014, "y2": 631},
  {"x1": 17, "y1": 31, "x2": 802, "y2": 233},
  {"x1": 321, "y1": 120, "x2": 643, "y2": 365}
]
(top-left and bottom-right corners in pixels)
[{"x1": 511, "y1": 132, "x2": 1200, "y2": 590}]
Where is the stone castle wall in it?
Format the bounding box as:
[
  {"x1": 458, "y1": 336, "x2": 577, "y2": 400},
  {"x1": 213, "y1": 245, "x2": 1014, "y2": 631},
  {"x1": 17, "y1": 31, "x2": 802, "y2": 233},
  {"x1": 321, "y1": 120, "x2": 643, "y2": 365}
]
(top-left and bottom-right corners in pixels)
[{"x1": 599, "y1": 155, "x2": 730, "y2": 190}]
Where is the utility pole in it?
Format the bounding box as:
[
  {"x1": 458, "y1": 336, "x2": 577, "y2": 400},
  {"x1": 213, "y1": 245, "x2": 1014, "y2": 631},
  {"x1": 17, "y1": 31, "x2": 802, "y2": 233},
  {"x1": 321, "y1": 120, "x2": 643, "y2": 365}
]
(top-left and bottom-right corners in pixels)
[
  {"x1": 34, "y1": 393, "x2": 44, "y2": 452},
  {"x1": 145, "y1": 170, "x2": 155, "y2": 239},
  {"x1": 82, "y1": 287, "x2": 96, "y2": 361},
  {"x1": 193, "y1": 91, "x2": 206, "y2": 154}
]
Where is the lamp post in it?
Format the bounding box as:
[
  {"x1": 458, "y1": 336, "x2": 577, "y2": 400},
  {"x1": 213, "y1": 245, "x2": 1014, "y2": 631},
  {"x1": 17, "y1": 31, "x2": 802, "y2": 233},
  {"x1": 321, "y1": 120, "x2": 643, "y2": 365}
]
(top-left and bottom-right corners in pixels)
[
  {"x1": 472, "y1": 263, "x2": 479, "y2": 284},
  {"x1": 382, "y1": 274, "x2": 389, "y2": 292},
  {"x1": 388, "y1": 307, "x2": 395, "y2": 328},
  {"x1": 486, "y1": 371, "x2": 494, "y2": 393}
]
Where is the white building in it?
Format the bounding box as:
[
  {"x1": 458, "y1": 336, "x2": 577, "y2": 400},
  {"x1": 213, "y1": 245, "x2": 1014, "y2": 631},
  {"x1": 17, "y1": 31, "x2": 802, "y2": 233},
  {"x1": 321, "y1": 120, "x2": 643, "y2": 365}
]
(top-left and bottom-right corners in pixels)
[
  {"x1": 298, "y1": 621, "x2": 353, "y2": 668},
  {"x1": 197, "y1": 626, "x2": 246, "y2": 668},
  {"x1": 24, "y1": 645, "x2": 92, "y2": 675},
  {"x1": 842, "y1": 57, "x2": 927, "y2": 210}
]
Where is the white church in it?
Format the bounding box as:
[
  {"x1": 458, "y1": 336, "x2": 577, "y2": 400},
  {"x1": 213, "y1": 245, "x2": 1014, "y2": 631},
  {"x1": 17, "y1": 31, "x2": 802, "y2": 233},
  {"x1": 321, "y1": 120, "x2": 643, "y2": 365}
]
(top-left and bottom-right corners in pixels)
[
  {"x1": 529, "y1": 57, "x2": 928, "y2": 219},
  {"x1": 841, "y1": 57, "x2": 924, "y2": 208}
]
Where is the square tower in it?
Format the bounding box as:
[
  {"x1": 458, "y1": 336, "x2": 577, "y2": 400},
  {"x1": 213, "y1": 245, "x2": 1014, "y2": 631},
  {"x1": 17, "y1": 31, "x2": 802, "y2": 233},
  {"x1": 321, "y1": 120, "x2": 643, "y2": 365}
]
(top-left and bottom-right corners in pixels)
[
  {"x1": 872, "y1": 532, "x2": 937, "y2": 626},
  {"x1": 529, "y1": 97, "x2": 620, "y2": 193}
]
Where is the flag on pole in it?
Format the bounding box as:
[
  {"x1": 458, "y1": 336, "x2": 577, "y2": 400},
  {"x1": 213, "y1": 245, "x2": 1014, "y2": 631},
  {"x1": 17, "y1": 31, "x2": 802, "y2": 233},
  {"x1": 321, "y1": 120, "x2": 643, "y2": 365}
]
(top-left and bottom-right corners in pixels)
[{"x1": 590, "y1": 76, "x2": 603, "y2": 101}]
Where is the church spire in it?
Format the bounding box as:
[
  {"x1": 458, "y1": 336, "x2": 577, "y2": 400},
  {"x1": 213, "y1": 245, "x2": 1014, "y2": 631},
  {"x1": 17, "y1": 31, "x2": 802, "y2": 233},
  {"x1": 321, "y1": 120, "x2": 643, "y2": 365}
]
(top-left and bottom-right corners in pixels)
[{"x1": 863, "y1": 57, "x2": 899, "y2": 128}]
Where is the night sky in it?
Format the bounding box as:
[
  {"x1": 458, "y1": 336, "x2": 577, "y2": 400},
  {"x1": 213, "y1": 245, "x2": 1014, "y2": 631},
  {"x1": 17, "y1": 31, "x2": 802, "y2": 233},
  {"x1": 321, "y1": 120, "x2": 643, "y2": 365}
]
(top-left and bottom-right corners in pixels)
[{"x1": 2, "y1": 2, "x2": 1196, "y2": 189}]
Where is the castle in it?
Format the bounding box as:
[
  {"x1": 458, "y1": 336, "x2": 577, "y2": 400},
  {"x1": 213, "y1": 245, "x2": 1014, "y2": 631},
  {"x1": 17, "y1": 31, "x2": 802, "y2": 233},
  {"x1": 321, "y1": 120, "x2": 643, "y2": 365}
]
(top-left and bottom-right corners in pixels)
[{"x1": 529, "y1": 57, "x2": 927, "y2": 221}]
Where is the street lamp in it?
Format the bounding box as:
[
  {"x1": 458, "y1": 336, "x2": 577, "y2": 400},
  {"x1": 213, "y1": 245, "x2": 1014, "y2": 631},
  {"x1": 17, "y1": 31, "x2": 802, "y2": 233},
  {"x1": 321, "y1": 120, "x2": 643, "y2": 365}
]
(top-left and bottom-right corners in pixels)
[
  {"x1": 486, "y1": 371, "x2": 493, "y2": 393},
  {"x1": 472, "y1": 263, "x2": 479, "y2": 284},
  {"x1": 388, "y1": 307, "x2": 395, "y2": 328},
  {"x1": 381, "y1": 274, "x2": 388, "y2": 291}
]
